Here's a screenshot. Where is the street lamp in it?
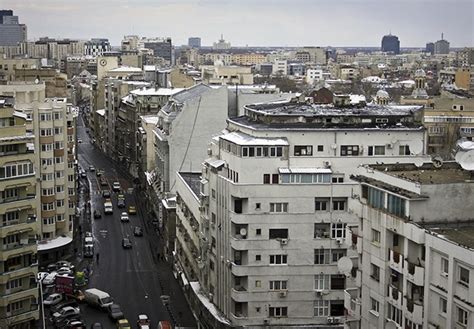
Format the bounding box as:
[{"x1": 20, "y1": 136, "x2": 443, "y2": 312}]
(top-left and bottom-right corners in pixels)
[{"x1": 38, "y1": 277, "x2": 46, "y2": 329}]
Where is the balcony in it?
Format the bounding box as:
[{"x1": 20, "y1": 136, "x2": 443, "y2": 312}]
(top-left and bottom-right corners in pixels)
[
  {"x1": 230, "y1": 237, "x2": 250, "y2": 250},
  {"x1": 388, "y1": 284, "x2": 403, "y2": 308},
  {"x1": 0, "y1": 264, "x2": 37, "y2": 284},
  {"x1": 231, "y1": 286, "x2": 248, "y2": 302},
  {"x1": 0, "y1": 194, "x2": 35, "y2": 206},
  {"x1": 404, "y1": 297, "x2": 423, "y2": 324},
  {"x1": 0, "y1": 239, "x2": 37, "y2": 260},
  {"x1": 0, "y1": 219, "x2": 37, "y2": 239},
  {"x1": 0, "y1": 285, "x2": 38, "y2": 307},
  {"x1": 389, "y1": 249, "x2": 404, "y2": 273},
  {"x1": 1, "y1": 306, "x2": 39, "y2": 324},
  {"x1": 404, "y1": 260, "x2": 425, "y2": 286},
  {"x1": 344, "y1": 288, "x2": 361, "y2": 320}
]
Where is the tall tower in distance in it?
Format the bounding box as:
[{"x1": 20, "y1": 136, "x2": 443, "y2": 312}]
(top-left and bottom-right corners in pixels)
[
  {"x1": 434, "y1": 32, "x2": 450, "y2": 55},
  {"x1": 381, "y1": 33, "x2": 400, "y2": 54},
  {"x1": 188, "y1": 37, "x2": 201, "y2": 48},
  {"x1": 0, "y1": 9, "x2": 27, "y2": 46}
]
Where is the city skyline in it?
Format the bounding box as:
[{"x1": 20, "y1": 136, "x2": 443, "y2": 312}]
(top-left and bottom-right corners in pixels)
[{"x1": 4, "y1": 0, "x2": 473, "y2": 47}]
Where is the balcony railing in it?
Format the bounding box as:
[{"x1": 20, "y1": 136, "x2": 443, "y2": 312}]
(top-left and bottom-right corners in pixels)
[
  {"x1": 404, "y1": 259, "x2": 425, "y2": 286},
  {"x1": 389, "y1": 249, "x2": 404, "y2": 273}
]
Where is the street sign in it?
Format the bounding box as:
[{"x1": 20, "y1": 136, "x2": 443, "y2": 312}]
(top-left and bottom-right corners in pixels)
[{"x1": 55, "y1": 275, "x2": 74, "y2": 294}]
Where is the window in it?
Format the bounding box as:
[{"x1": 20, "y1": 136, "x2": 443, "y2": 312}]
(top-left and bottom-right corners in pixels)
[
  {"x1": 439, "y1": 297, "x2": 447, "y2": 314},
  {"x1": 6, "y1": 278, "x2": 22, "y2": 290},
  {"x1": 39, "y1": 113, "x2": 52, "y2": 121},
  {"x1": 255, "y1": 255, "x2": 261, "y2": 261},
  {"x1": 331, "y1": 249, "x2": 346, "y2": 262},
  {"x1": 40, "y1": 128, "x2": 53, "y2": 136},
  {"x1": 314, "y1": 300, "x2": 329, "y2": 316},
  {"x1": 42, "y1": 188, "x2": 54, "y2": 196},
  {"x1": 209, "y1": 260, "x2": 214, "y2": 271},
  {"x1": 294, "y1": 145, "x2": 313, "y2": 156},
  {"x1": 55, "y1": 170, "x2": 64, "y2": 178},
  {"x1": 54, "y1": 141, "x2": 64, "y2": 149},
  {"x1": 211, "y1": 189, "x2": 216, "y2": 199},
  {"x1": 368, "y1": 145, "x2": 385, "y2": 156},
  {"x1": 367, "y1": 187, "x2": 385, "y2": 209},
  {"x1": 272, "y1": 174, "x2": 279, "y2": 184},
  {"x1": 387, "y1": 194, "x2": 406, "y2": 217},
  {"x1": 371, "y1": 263, "x2": 380, "y2": 282},
  {"x1": 53, "y1": 112, "x2": 62, "y2": 120},
  {"x1": 314, "y1": 274, "x2": 330, "y2": 290},
  {"x1": 270, "y1": 203, "x2": 288, "y2": 213},
  {"x1": 270, "y1": 254, "x2": 287, "y2": 265},
  {"x1": 3, "y1": 211, "x2": 19, "y2": 225},
  {"x1": 56, "y1": 199, "x2": 64, "y2": 207},
  {"x1": 54, "y1": 127, "x2": 63, "y2": 135},
  {"x1": 332, "y1": 199, "x2": 346, "y2": 211},
  {"x1": 372, "y1": 229, "x2": 381, "y2": 244},
  {"x1": 370, "y1": 298, "x2": 380, "y2": 314},
  {"x1": 269, "y1": 229, "x2": 288, "y2": 239},
  {"x1": 255, "y1": 203, "x2": 261, "y2": 210},
  {"x1": 255, "y1": 280, "x2": 261, "y2": 287},
  {"x1": 314, "y1": 248, "x2": 330, "y2": 265},
  {"x1": 317, "y1": 145, "x2": 324, "y2": 152},
  {"x1": 399, "y1": 145, "x2": 411, "y2": 155},
  {"x1": 256, "y1": 228, "x2": 261, "y2": 235},
  {"x1": 269, "y1": 306, "x2": 287, "y2": 318},
  {"x1": 42, "y1": 203, "x2": 55, "y2": 211},
  {"x1": 43, "y1": 217, "x2": 55, "y2": 225},
  {"x1": 314, "y1": 223, "x2": 330, "y2": 239},
  {"x1": 6, "y1": 300, "x2": 23, "y2": 312},
  {"x1": 263, "y1": 174, "x2": 270, "y2": 184},
  {"x1": 41, "y1": 158, "x2": 53, "y2": 166},
  {"x1": 269, "y1": 280, "x2": 287, "y2": 290},
  {"x1": 0, "y1": 162, "x2": 34, "y2": 180},
  {"x1": 332, "y1": 175, "x2": 344, "y2": 183},
  {"x1": 41, "y1": 143, "x2": 53, "y2": 152},
  {"x1": 331, "y1": 223, "x2": 346, "y2": 239},
  {"x1": 457, "y1": 306, "x2": 468, "y2": 326},
  {"x1": 55, "y1": 156, "x2": 64, "y2": 164},
  {"x1": 56, "y1": 185, "x2": 64, "y2": 193},
  {"x1": 340, "y1": 145, "x2": 360, "y2": 156},
  {"x1": 459, "y1": 266, "x2": 470, "y2": 286},
  {"x1": 388, "y1": 304, "x2": 402, "y2": 326},
  {"x1": 315, "y1": 198, "x2": 329, "y2": 211},
  {"x1": 441, "y1": 257, "x2": 449, "y2": 276},
  {"x1": 330, "y1": 274, "x2": 345, "y2": 290}
]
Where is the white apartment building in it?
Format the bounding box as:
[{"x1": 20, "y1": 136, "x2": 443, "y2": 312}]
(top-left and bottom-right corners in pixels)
[
  {"x1": 174, "y1": 99, "x2": 429, "y2": 328},
  {"x1": 348, "y1": 162, "x2": 474, "y2": 329},
  {"x1": 0, "y1": 83, "x2": 77, "y2": 264},
  {"x1": 306, "y1": 69, "x2": 324, "y2": 85},
  {"x1": 272, "y1": 60, "x2": 288, "y2": 76}
]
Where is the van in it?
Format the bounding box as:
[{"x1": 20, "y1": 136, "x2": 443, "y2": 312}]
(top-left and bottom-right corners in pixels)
[{"x1": 84, "y1": 288, "x2": 113, "y2": 309}]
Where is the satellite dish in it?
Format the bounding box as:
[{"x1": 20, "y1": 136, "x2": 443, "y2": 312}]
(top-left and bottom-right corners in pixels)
[
  {"x1": 458, "y1": 150, "x2": 474, "y2": 170},
  {"x1": 239, "y1": 228, "x2": 247, "y2": 237},
  {"x1": 410, "y1": 140, "x2": 423, "y2": 155},
  {"x1": 413, "y1": 158, "x2": 424, "y2": 168},
  {"x1": 337, "y1": 256, "x2": 353, "y2": 276},
  {"x1": 432, "y1": 156, "x2": 443, "y2": 168}
]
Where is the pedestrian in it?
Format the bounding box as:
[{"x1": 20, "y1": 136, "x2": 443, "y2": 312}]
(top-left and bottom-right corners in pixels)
[
  {"x1": 96, "y1": 252, "x2": 99, "y2": 264},
  {"x1": 157, "y1": 252, "x2": 160, "y2": 261}
]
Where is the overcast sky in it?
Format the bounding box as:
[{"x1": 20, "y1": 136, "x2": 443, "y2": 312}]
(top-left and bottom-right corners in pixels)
[{"x1": 4, "y1": 0, "x2": 473, "y2": 47}]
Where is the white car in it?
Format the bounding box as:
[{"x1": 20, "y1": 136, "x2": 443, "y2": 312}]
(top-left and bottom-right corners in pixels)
[
  {"x1": 51, "y1": 306, "x2": 80, "y2": 320},
  {"x1": 57, "y1": 267, "x2": 73, "y2": 276},
  {"x1": 112, "y1": 181, "x2": 121, "y2": 192},
  {"x1": 42, "y1": 272, "x2": 58, "y2": 285},
  {"x1": 43, "y1": 293, "x2": 63, "y2": 306},
  {"x1": 120, "y1": 212, "x2": 129, "y2": 222}
]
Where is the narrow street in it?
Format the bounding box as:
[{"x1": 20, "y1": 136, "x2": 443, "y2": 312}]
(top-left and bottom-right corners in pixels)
[{"x1": 73, "y1": 112, "x2": 196, "y2": 327}]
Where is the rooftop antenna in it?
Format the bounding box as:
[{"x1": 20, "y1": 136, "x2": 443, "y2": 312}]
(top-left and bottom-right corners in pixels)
[{"x1": 441, "y1": 32, "x2": 444, "y2": 40}]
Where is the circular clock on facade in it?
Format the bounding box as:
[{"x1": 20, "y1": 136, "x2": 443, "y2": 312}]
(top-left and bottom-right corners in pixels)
[{"x1": 99, "y1": 59, "x2": 107, "y2": 66}]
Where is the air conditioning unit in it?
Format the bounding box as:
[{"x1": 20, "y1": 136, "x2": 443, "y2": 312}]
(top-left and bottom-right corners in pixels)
[
  {"x1": 207, "y1": 148, "x2": 212, "y2": 155},
  {"x1": 386, "y1": 143, "x2": 393, "y2": 149},
  {"x1": 323, "y1": 161, "x2": 331, "y2": 168},
  {"x1": 279, "y1": 290, "x2": 287, "y2": 298},
  {"x1": 327, "y1": 317, "x2": 334, "y2": 324},
  {"x1": 280, "y1": 238, "x2": 288, "y2": 245},
  {"x1": 336, "y1": 238, "x2": 343, "y2": 244}
]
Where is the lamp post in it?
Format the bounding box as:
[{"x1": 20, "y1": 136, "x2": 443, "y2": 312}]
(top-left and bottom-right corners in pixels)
[{"x1": 38, "y1": 277, "x2": 46, "y2": 329}]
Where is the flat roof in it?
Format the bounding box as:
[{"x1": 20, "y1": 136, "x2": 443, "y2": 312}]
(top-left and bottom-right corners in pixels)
[
  {"x1": 179, "y1": 172, "x2": 201, "y2": 197},
  {"x1": 430, "y1": 227, "x2": 474, "y2": 249},
  {"x1": 372, "y1": 162, "x2": 473, "y2": 184}
]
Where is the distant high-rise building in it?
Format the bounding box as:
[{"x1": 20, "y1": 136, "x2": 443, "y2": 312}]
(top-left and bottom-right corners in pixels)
[
  {"x1": 381, "y1": 33, "x2": 400, "y2": 54},
  {"x1": 144, "y1": 37, "x2": 173, "y2": 62},
  {"x1": 426, "y1": 42, "x2": 435, "y2": 55},
  {"x1": 0, "y1": 9, "x2": 27, "y2": 46},
  {"x1": 188, "y1": 37, "x2": 201, "y2": 48},
  {"x1": 84, "y1": 38, "x2": 111, "y2": 56},
  {"x1": 434, "y1": 33, "x2": 450, "y2": 55},
  {"x1": 213, "y1": 34, "x2": 231, "y2": 50}
]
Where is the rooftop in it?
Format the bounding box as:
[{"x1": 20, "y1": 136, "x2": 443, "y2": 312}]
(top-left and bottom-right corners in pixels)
[
  {"x1": 430, "y1": 226, "x2": 474, "y2": 249},
  {"x1": 372, "y1": 162, "x2": 474, "y2": 184},
  {"x1": 179, "y1": 172, "x2": 202, "y2": 198},
  {"x1": 130, "y1": 87, "x2": 184, "y2": 96}
]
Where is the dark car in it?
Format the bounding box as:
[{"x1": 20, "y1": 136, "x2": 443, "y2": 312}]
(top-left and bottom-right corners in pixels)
[
  {"x1": 90, "y1": 323, "x2": 103, "y2": 329},
  {"x1": 117, "y1": 199, "x2": 126, "y2": 208},
  {"x1": 122, "y1": 238, "x2": 132, "y2": 249},
  {"x1": 102, "y1": 190, "x2": 111, "y2": 198},
  {"x1": 133, "y1": 227, "x2": 143, "y2": 237},
  {"x1": 65, "y1": 319, "x2": 86, "y2": 329},
  {"x1": 93, "y1": 210, "x2": 101, "y2": 219},
  {"x1": 99, "y1": 177, "x2": 108, "y2": 186},
  {"x1": 54, "y1": 315, "x2": 81, "y2": 328},
  {"x1": 108, "y1": 303, "x2": 124, "y2": 321}
]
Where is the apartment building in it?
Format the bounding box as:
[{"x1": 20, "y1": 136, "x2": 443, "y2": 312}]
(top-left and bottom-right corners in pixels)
[
  {"x1": 201, "y1": 65, "x2": 254, "y2": 85},
  {"x1": 0, "y1": 96, "x2": 39, "y2": 328},
  {"x1": 232, "y1": 53, "x2": 267, "y2": 66},
  {"x1": 0, "y1": 83, "x2": 77, "y2": 264},
  {"x1": 174, "y1": 99, "x2": 428, "y2": 328},
  {"x1": 349, "y1": 162, "x2": 474, "y2": 329}
]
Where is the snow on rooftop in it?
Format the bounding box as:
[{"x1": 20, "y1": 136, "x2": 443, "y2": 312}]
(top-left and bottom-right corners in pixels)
[
  {"x1": 221, "y1": 131, "x2": 289, "y2": 146},
  {"x1": 279, "y1": 167, "x2": 332, "y2": 174},
  {"x1": 141, "y1": 115, "x2": 159, "y2": 125},
  {"x1": 131, "y1": 88, "x2": 184, "y2": 96},
  {"x1": 38, "y1": 235, "x2": 73, "y2": 251},
  {"x1": 190, "y1": 282, "x2": 231, "y2": 325},
  {"x1": 96, "y1": 109, "x2": 105, "y2": 117},
  {"x1": 349, "y1": 94, "x2": 366, "y2": 105},
  {"x1": 108, "y1": 66, "x2": 142, "y2": 73}
]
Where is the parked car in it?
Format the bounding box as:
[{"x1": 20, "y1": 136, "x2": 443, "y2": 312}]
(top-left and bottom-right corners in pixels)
[
  {"x1": 120, "y1": 212, "x2": 129, "y2": 222},
  {"x1": 77, "y1": 139, "x2": 83, "y2": 143},
  {"x1": 133, "y1": 227, "x2": 143, "y2": 237},
  {"x1": 43, "y1": 293, "x2": 63, "y2": 306},
  {"x1": 93, "y1": 210, "x2": 102, "y2": 219},
  {"x1": 51, "y1": 306, "x2": 80, "y2": 322},
  {"x1": 56, "y1": 261, "x2": 74, "y2": 271},
  {"x1": 112, "y1": 181, "x2": 121, "y2": 192},
  {"x1": 47, "y1": 263, "x2": 58, "y2": 272},
  {"x1": 84, "y1": 236, "x2": 93, "y2": 245},
  {"x1": 84, "y1": 244, "x2": 94, "y2": 258},
  {"x1": 137, "y1": 314, "x2": 150, "y2": 329},
  {"x1": 50, "y1": 300, "x2": 79, "y2": 315},
  {"x1": 90, "y1": 323, "x2": 103, "y2": 329},
  {"x1": 128, "y1": 206, "x2": 136, "y2": 215},
  {"x1": 88, "y1": 165, "x2": 95, "y2": 172},
  {"x1": 84, "y1": 288, "x2": 113, "y2": 309},
  {"x1": 108, "y1": 304, "x2": 124, "y2": 321},
  {"x1": 54, "y1": 315, "x2": 82, "y2": 328},
  {"x1": 37, "y1": 271, "x2": 49, "y2": 282},
  {"x1": 80, "y1": 170, "x2": 87, "y2": 178},
  {"x1": 122, "y1": 238, "x2": 132, "y2": 249},
  {"x1": 117, "y1": 198, "x2": 126, "y2": 208},
  {"x1": 43, "y1": 272, "x2": 58, "y2": 285},
  {"x1": 102, "y1": 190, "x2": 111, "y2": 198},
  {"x1": 65, "y1": 319, "x2": 86, "y2": 328},
  {"x1": 96, "y1": 170, "x2": 103, "y2": 177},
  {"x1": 99, "y1": 177, "x2": 108, "y2": 186},
  {"x1": 116, "y1": 319, "x2": 131, "y2": 329},
  {"x1": 57, "y1": 267, "x2": 74, "y2": 276}
]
